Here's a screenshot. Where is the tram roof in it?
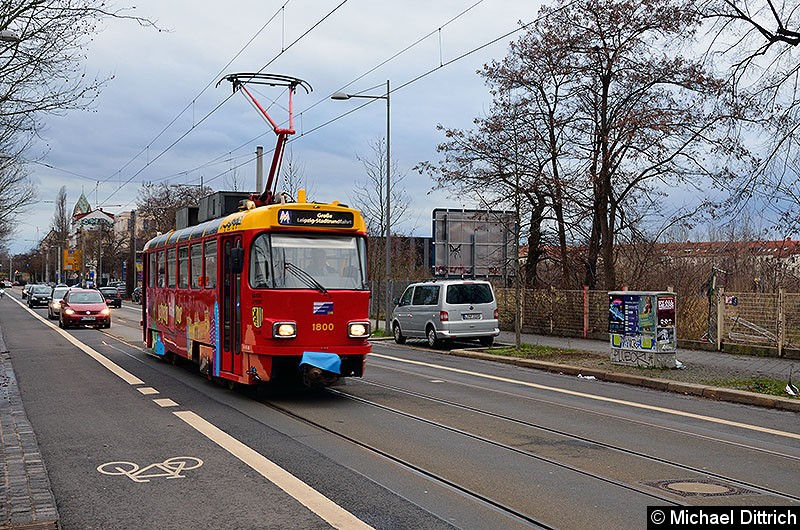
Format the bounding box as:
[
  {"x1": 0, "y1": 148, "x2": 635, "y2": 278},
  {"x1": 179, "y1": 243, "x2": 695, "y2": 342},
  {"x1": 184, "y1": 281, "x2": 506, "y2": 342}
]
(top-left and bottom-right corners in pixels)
[{"x1": 142, "y1": 200, "x2": 366, "y2": 251}]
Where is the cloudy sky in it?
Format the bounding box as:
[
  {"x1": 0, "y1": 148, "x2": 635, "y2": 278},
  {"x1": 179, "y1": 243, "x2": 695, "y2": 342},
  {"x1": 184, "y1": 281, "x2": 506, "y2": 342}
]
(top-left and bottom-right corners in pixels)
[{"x1": 13, "y1": 0, "x2": 545, "y2": 254}]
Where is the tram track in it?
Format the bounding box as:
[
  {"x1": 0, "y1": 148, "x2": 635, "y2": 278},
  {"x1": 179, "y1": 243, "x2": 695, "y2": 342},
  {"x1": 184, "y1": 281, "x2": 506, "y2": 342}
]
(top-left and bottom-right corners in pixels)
[
  {"x1": 70, "y1": 315, "x2": 799, "y2": 527},
  {"x1": 370, "y1": 359, "x2": 800, "y2": 463},
  {"x1": 260, "y1": 396, "x2": 559, "y2": 530},
  {"x1": 51, "y1": 312, "x2": 800, "y2": 528},
  {"x1": 341, "y1": 378, "x2": 800, "y2": 504},
  {"x1": 325, "y1": 385, "x2": 687, "y2": 504}
]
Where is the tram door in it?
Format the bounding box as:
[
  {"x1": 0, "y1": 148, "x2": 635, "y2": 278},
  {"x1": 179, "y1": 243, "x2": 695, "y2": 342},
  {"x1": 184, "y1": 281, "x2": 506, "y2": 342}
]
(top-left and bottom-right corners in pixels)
[{"x1": 220, "y1": 236, "x2": 243, "y2": 376}]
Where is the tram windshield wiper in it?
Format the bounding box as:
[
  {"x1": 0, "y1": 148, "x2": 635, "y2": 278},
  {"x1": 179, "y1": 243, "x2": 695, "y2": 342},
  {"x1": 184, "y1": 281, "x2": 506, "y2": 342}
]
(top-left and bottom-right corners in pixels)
[{"x1": 284, "y1": 262, "x2": 328, "y2": 294}]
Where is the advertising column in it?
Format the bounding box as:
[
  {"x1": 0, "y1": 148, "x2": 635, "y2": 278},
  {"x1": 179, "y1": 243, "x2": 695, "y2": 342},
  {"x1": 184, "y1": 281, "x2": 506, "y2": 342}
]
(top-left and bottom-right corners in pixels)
[{"x1": 609, "y1": 291, "x2": 677, "y2": 368}]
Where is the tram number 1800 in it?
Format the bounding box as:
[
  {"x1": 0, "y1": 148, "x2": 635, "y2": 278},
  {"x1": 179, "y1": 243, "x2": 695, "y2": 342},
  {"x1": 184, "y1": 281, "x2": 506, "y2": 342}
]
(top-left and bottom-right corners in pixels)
[{"x1": 312, "y1": 323, "x2": 334, "y2": 332}]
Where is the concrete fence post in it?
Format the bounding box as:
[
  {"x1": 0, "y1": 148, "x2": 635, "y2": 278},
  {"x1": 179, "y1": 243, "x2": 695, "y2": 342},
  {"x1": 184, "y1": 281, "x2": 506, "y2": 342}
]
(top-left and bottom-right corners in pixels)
[
  {"x1": 777, "y1": 288, "x2": 785, "y2": 357},
  {"x1": 716, "y1": 286, "x2": 725, "y2": 351}
]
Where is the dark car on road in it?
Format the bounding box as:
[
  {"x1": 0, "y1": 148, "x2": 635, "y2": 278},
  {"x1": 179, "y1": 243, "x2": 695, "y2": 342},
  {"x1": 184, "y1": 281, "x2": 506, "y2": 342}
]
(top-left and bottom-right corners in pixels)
[
  {"x1": 99, "y1": 287, "x2": 123, "y2": 308},
  {"x1": 130, "y1": 286, "x2": 142, "y2": 304},
  {"x1": 59, "y1": 289, "x2": 111, "y2": 329},
  {"x1": 27, "y1": 285, "x2": 53, "y2": 308}
]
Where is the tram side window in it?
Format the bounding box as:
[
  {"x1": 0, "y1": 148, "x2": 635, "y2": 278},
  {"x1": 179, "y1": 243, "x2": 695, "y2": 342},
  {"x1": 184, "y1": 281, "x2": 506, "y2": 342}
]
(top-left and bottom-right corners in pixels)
[
  {"x1": 204, "y1": 240, "x2": 217, "y2": 289},
  {"x1": 190, "y1": 244, "x2": 202, "y2": 289},
  {"x1": 178, "y1": 246, "x2": 189, "y2": 289},
  {"x1": 167, "y1": 248, "x2": 177, "y2": 288},
  {"x1": 249, "y1": 235, "x2": 271, "y2": 288},
  {"x1": 149, "y1": 252, "x2": 156, "y2": 288},
  {"x1": 157, "y1": 251, "x2": 166, "y2": 288}
]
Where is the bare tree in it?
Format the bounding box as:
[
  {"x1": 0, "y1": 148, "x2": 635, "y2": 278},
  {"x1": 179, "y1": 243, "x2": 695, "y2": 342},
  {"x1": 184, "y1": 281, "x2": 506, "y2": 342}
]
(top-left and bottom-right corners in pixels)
[
  {"x1": 49, "y1": 185, "x2": 69, "y2": 241},
  {"x1": 427, "y1": 0, "x2": 740, "y2": 290},
  {"x1": 0, "y1": 148, "x2": 36, "y2": 243},
  {"x1": 1, "y1": 2, "x2": 157, "y2": 134},
  {"x1": 135, "y1": 182, "x2": 212, "y2": 235},
  {"x1": 348, "y1": 137, "x2": 410, "y2": 239},
  {"x1": 0, "y1": 2, "x2": 155, "y2": 247},
  {"x1": 701, "y1": 1, "x2": 800, "y2": 54},
  {"x1": 419, "y1": 96, "x2": 546, "y2": 286},
  {"x1": 348, "y1": 137, "x2": 410, "y2": 328},
  {"x1": 226, "y1": 168, "x2": 243, "y2": 191},
  {"x1": 700, "y1": 1, "x2": 800, "y2": 233},
  {"x1": 280, "y1": 147, "x2": 316, "y2": 200}
]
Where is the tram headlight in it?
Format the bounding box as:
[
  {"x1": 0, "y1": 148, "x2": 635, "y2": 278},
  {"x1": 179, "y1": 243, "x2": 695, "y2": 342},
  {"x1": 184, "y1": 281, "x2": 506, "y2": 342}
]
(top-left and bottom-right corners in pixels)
[
  {"x1": 273, "y1": 322, "x2": 297, "y2": 338},
  {"x1": 348, "y1": 321, "x2": 371, "y2": 338}
]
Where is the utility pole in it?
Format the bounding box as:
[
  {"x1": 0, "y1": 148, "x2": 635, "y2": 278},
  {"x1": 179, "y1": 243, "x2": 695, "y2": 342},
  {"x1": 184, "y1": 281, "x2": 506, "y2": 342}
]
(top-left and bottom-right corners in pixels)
[{"x1": 130, "y1": 210, "x2": 137, "y2": 292}]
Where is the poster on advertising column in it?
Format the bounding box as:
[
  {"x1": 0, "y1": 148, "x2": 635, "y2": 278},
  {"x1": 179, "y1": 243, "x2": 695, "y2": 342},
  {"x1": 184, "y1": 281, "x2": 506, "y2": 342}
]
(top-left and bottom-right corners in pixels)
[
  {"x1": 609, "y1": 295, "x2": 625, "y2": 334},
  {"x1": 608, "y1": 291, "x2": 677, "y2": 367},
  {"x1": 656, "y1": 295, "x2": 676, "y2": 352}
]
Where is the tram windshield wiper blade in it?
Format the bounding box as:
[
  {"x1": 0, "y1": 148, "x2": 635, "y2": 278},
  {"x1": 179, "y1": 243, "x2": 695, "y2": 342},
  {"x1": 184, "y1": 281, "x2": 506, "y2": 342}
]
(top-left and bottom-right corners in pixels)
[{"x1": 284, "y1": 262, "x2": 328, "y2": 293}]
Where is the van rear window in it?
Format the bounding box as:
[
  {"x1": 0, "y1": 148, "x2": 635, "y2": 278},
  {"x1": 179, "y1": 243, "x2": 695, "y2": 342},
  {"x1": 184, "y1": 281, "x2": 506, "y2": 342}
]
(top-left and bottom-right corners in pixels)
[{"x1": 446, "y1": 284, "x2": 493, "y2": 304}]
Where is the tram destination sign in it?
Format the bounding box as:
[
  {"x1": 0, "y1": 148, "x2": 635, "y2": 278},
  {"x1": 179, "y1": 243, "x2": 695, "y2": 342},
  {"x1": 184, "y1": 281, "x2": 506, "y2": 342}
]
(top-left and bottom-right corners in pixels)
[{"x1": 278, "y1": 209, "x2": 354, "y2": 228}]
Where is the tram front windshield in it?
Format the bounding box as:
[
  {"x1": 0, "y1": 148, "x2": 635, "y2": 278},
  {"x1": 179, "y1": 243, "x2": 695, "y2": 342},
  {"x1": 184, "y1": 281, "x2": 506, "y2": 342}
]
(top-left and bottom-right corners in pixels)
[{"x1": 249, "y1": 233, "x2": 367, "y2": 290}]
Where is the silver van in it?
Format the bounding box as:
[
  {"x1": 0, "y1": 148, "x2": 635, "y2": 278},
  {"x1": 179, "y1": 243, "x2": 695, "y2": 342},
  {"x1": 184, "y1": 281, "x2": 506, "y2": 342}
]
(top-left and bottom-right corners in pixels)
[{"x1": 391, "y1": 279, "x2": 500, "y2": 347}]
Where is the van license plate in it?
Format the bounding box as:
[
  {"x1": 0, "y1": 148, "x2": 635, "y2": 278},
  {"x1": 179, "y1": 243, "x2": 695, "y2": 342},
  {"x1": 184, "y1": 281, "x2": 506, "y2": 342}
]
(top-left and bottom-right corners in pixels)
[{"x1": 462, "y1": 313, "x2": 482, "y2": 320}]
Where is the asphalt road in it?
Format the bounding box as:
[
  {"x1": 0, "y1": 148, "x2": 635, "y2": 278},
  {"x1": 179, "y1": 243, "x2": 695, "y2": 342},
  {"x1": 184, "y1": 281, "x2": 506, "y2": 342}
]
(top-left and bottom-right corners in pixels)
[{"x1": 2, "y1": 291, "x2": 799, "y2": 529}]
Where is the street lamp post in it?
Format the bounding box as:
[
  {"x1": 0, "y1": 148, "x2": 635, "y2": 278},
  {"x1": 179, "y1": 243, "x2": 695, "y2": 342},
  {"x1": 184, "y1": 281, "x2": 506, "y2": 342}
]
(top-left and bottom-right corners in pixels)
[{"x1": 332, "y1": 80, "x2": 392, "y2": 334}]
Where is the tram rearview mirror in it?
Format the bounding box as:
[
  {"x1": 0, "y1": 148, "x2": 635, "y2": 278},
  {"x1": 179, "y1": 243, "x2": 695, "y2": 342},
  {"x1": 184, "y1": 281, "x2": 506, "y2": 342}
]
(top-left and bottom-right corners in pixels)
[{"x1": 230, "y1": 247, "x2": 244, "y2": 275}]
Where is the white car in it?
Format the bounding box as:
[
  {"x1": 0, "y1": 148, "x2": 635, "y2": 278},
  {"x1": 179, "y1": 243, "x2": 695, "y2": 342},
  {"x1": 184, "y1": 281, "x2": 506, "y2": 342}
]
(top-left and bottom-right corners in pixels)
[{"x1": 391, "y1": 279, "x2": 500, "y2": 348}]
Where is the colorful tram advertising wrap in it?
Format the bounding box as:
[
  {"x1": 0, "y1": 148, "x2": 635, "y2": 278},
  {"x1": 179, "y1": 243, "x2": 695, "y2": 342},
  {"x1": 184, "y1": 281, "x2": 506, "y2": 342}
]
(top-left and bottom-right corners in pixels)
[{"x1": 141, "y1": 192, "x2": 371, "y2": 388}]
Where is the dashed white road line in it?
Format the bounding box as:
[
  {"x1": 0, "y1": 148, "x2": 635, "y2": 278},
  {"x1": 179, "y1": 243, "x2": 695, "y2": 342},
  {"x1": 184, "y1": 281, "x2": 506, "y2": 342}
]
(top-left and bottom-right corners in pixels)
[
  {"x1": 10, "y1": 293, "x2": 375, "y2": 529},
  {"x1": 153, "y1": 398, "x2": 179, "y2": 408}
]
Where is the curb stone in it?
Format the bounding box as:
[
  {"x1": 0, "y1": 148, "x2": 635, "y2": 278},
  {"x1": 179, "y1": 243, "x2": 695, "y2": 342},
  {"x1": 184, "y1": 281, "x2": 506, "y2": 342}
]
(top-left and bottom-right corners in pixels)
[{"x1": 437, "y1": 347, "x2": 800, "y2": 412}]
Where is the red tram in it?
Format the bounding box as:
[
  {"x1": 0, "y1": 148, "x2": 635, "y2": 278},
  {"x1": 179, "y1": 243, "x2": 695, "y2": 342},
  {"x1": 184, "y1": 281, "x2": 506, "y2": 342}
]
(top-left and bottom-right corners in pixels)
[{"x1": 140, "y1": 190, "x2": 371, "y2": 387}]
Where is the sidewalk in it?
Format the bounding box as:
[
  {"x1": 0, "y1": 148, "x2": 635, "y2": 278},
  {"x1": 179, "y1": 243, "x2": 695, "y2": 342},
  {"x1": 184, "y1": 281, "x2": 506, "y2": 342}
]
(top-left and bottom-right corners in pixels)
[
  {"x1": 476, "y1": 330, "x2": 800, "y2": 411},
  {"x1": 373, "y1": 320, "x2": 800, "y2": 411},
  {"x1": 0, "y1": 331, "x2": 59, "y2": 530},
  {"x1": 497, "y1": 330, "x2": 799, "y2": 383}
]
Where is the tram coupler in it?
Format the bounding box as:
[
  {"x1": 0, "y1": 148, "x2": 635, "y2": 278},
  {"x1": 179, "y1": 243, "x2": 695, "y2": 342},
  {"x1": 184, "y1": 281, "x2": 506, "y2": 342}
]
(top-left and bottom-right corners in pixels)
[
  {"x1": 299, "y1": 351, "x2": 341, "y2": 388},
  {"x1": 300, "y1": 365, "x2": 339, "y2": 387}
]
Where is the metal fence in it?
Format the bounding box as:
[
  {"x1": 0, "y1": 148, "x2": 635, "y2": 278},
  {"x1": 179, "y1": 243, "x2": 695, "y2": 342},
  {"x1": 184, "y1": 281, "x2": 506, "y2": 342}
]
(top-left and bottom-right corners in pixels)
[{"x1": 370, "y1": 280, "x2": 800, "y2": 356}]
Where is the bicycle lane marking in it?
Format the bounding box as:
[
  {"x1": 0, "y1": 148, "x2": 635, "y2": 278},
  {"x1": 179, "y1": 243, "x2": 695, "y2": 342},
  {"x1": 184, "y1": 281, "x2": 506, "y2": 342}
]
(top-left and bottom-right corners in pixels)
[
  {"x1": 9, "y1": 295, "x2": 375, "y2": 529},
  {"x1": 175, "y1": 410, "x2": 374, "y2": 530},
  {"x1": 372, "y1": 353, "x2": 800, "y2": 441}
]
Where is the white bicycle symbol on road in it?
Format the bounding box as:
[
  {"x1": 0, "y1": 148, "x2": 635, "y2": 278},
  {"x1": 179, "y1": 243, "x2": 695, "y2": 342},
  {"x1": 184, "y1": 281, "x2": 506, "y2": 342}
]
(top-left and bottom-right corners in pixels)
[{"x1": 97, "y1": 456, "x2": 204, "y2": 483}]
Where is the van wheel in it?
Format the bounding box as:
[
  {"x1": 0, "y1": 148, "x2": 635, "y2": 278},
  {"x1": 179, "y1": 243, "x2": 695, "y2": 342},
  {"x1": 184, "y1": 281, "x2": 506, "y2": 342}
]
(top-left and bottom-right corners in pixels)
[
  {"x1": 393, "y1": 323, "x2": 406, "y2": 344},
  {"x1": 426, "y1": 326, "x2": 439, "y2": 348},
  {"x1": 479, "y1": 336, "x2": 494, "y2": 347}
]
